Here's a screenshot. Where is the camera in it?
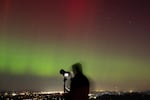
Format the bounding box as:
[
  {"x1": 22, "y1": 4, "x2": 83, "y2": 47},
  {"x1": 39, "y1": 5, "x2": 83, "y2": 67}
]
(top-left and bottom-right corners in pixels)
[{"x1": 60, "y1": 69, "x2": 70, "y2": 78}]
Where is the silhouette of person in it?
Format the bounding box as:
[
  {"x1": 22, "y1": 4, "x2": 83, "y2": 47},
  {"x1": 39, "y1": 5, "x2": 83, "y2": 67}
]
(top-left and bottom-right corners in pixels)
[{"x1": 67, "y1": 63, "x2": 89, "y2": 100}]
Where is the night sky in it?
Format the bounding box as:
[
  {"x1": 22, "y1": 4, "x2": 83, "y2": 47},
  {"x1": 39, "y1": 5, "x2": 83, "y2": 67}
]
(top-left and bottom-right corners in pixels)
[{"x1": 0, "y1": 0, "x2": 150, "y2": 91}]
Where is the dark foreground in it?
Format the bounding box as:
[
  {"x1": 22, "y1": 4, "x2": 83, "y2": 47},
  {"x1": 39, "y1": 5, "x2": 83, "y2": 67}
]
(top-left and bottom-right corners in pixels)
[{"x1": 0, "y1": 91, "x2": 150, "y2": 100}]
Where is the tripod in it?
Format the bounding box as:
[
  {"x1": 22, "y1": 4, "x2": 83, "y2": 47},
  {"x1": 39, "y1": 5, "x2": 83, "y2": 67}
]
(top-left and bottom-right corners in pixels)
[{"x1": 63, "y1": 77, "x2": 67, "y2": 93}]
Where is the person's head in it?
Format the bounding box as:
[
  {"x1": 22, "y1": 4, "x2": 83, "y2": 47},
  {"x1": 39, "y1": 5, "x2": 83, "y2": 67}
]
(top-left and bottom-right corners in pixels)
[{"x1": 72, "y1": 63, "x2": 83, "y2": 75}]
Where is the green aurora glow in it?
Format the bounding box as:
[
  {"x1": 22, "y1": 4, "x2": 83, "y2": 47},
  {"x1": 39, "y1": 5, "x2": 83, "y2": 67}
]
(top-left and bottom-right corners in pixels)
[{"x1": 0, "y1": 36, "x2": 149, "y2": 83}]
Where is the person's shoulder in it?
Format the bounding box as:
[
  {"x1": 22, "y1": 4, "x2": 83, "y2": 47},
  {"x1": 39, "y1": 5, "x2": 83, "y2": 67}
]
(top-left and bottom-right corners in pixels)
[{"x1": 80, "y1": 74, "x2": 89, "y2": 82}]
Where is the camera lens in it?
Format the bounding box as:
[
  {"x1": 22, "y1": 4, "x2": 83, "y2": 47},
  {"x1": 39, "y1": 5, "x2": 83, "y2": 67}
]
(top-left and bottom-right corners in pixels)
[{"x1": 64, "y1": 73, "x2": 69, "y2": 77}]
